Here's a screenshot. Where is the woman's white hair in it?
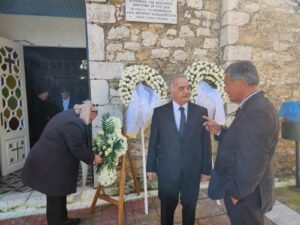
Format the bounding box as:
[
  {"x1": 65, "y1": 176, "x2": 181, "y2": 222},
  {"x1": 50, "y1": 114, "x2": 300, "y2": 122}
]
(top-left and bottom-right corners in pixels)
[{"x1": 73, "y1": 100, "x2": 94, "y2": 124}]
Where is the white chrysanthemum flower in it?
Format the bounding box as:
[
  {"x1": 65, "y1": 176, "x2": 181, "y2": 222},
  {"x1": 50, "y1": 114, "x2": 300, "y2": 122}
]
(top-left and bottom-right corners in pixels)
[
  {"x1": 97, "y1": 166, "x2": 117, "y2": 187},
  {"x1": 116, "y1": 147, "x2": 126, "y2": 158},
  {"x1": 96, "y1": 140, "x2": 101, "y2": 145}
]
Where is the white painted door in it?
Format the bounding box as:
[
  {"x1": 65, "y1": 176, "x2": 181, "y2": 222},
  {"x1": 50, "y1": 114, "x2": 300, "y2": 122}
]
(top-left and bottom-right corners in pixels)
[{"x1": 0, "y1": 37, "x2": 30, "y2": 176}]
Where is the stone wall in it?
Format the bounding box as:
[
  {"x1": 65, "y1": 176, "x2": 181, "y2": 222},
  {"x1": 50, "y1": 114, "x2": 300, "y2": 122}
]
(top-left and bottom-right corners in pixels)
[
  {"x1": 86, "y1": 0, "x2": 223, "y2": 191},
  {"x1": 86, "y1": 0, "x2": 222, "y2": 80},
  {"x1": 85, "y1": 0, "x2": 300, "y2": 192}
]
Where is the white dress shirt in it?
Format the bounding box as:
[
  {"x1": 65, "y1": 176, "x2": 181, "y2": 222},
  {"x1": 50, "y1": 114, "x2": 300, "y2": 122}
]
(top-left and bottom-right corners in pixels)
[
  {"x1": 62, "y1": 97, "x2": 70, "y2": 111},
  {"x1": 172, "y1": 101, "x2": 188, "y2": 131}
]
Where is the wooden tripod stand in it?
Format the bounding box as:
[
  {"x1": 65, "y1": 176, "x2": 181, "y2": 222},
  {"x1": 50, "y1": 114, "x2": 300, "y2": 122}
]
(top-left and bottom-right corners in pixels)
[{"x1": 89, "y1": 148, "x2": 140, "y2": 225}]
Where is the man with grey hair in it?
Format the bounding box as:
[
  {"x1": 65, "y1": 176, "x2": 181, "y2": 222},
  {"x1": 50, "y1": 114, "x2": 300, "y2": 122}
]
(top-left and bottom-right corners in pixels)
[
  {"x1": 147, "y1": 75, "x2": 212, "y2": 225},
  {"x1": 204, "y1": 60, "x2": 279, "y2": 225}
]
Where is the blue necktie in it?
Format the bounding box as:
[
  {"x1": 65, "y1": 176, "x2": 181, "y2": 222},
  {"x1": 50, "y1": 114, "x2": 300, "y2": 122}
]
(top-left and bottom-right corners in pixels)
[{"x1": 179, "y1": 107, "x2": 186, "y2": 137}]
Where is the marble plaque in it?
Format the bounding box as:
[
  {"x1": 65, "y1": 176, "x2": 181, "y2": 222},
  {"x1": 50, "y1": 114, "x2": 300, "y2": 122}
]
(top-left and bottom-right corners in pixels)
[{"x1": 126, "y1": 0, "x2": 177, "y2": 24}]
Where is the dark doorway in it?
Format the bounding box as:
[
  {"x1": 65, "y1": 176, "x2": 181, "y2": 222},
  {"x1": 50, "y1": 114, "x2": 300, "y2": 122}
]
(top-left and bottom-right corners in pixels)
[{"x1": 24, "y1": 47, "x2": 88, "y2": 146}]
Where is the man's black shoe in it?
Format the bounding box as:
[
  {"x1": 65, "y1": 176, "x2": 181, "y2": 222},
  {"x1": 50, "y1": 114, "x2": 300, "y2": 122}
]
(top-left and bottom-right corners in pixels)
[{"x1": 63, "y1": 218, "x2": 81, "y2": 225}]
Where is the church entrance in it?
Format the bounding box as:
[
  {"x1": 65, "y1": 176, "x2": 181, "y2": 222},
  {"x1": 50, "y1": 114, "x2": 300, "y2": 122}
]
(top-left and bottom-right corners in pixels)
[{"x1": 24, "y1": 47, "x2": 88, "y2": 146}]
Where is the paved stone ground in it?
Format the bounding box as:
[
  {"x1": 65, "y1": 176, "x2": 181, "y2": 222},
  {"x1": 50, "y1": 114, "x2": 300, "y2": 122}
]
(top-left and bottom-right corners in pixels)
[
  {"x1": 0, "y1": 190, "x2": 275, "y2": 225},
  {"x1": 0, "y1": 168, "x2": 94, "y2": 195},
  {"x1": 2, "y1": 171, "x2": 299, "y2": 225}
]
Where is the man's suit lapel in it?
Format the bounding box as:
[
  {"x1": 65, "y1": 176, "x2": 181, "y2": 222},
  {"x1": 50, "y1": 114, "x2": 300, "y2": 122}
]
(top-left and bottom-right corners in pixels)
[
  {"x1": 230, "y1": 92, "x2": 264, "y2": 126},
  {"x1": 167, "y1": 101, "x2": 195, "y2": 139},
  {"x1": 167, "y1": 102, "x2": 181, "y2": 138},
  {"x1": 184, "y1": 102, "x2": 194, "y2": 139}
]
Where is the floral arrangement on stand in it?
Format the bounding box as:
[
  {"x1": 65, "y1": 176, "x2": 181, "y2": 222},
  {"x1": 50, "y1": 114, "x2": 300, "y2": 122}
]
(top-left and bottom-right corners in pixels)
[
  {"x1": 119, "y1": 64, "x2": 168, "y2": 106},
  {"x1": 184, "y1": 61, "x2": 229, "y2": 103},
  {"x1": 92, "y1": 113, "x2": 127, "y2": 187}
]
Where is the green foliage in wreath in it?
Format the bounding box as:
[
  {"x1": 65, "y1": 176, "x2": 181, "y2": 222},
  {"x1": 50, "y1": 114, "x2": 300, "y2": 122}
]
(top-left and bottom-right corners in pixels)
[{"x1": 92, "y1": 113, "x2": 127, "y2": 174}]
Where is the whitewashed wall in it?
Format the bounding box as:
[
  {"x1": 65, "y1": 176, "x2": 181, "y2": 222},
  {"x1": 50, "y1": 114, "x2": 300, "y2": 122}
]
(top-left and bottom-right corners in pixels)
[{"x1": 0, "y1": 14, "x2": 86, "y2": 48}]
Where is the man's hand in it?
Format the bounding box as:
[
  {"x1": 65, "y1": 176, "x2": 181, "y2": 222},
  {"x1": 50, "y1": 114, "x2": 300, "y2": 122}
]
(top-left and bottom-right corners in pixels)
[
  {"x1": 147, "y1": 172, "x2": 156, "y2": 181},
  {"x1": 203, "y1": 116, "x2": 221, "y2": 134},
  {"x1": 231, "y1": 196, "x2": 238, "y2": 205},
  {"x1": 201, "y1": 174, "x2": 210, "y2": 181},
  {"x1": 93, "y1": 155, "x2": 102, "y2": 165}
]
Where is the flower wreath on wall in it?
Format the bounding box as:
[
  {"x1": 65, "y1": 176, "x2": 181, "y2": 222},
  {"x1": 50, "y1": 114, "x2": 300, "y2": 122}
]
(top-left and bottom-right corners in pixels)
[
  {"x1": 184, "y1": 61, "x2": 229, "y2": 103},
  {"x1": 119, "y1": 64, "x2": 168, "y2": 107},
  {"x1": 92, "y1": 113, "x2": 127, "y2": 187}
]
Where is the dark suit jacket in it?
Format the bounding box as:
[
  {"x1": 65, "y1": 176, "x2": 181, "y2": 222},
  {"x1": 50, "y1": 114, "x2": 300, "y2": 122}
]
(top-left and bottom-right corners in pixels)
[
  {"x1": 208, "y1": 92, "x2": 279, "y2": 212},
  {"x1": 146, "y1": 102, "x2": 212, "y2": 183},
  {"x1": 56, "y1": 96, "x2": 78, "y2": 112},
  {"x1": 22, "y1": 109, "x2": 94, "y2": 196},
  {"x1": 30, "y1": 96, "x2": 49, "y2": 144}
]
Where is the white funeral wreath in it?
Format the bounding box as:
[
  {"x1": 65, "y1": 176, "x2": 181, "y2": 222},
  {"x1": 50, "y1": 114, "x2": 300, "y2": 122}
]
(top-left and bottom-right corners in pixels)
[
  {"x1": 119, "y1": 64, "x2": 168, "y2": 106},
  {"x1": 184, "y1": 61, "x2": 229, "y2": 103}
]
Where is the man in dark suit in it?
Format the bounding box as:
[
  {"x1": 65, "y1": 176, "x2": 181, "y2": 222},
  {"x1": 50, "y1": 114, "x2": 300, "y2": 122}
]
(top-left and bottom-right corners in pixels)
[
  {"x1": 22, "y1": 101, "x2": 102, "y2": 225},
  {"x1": 204, "y1": 61, "x2": 279, "y2": 225},
  {"x1": 57, "y1": 87, "x2": 77, "y2": 112},
  {"x1": 146, "y1": 75, "x2": 212, "y2": 225}
]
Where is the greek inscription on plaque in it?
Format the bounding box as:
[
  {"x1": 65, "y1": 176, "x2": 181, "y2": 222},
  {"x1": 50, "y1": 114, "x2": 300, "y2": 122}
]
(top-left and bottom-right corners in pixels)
[{"x1": 126, "y1": 0, "x2": 177, "y2": 24}]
